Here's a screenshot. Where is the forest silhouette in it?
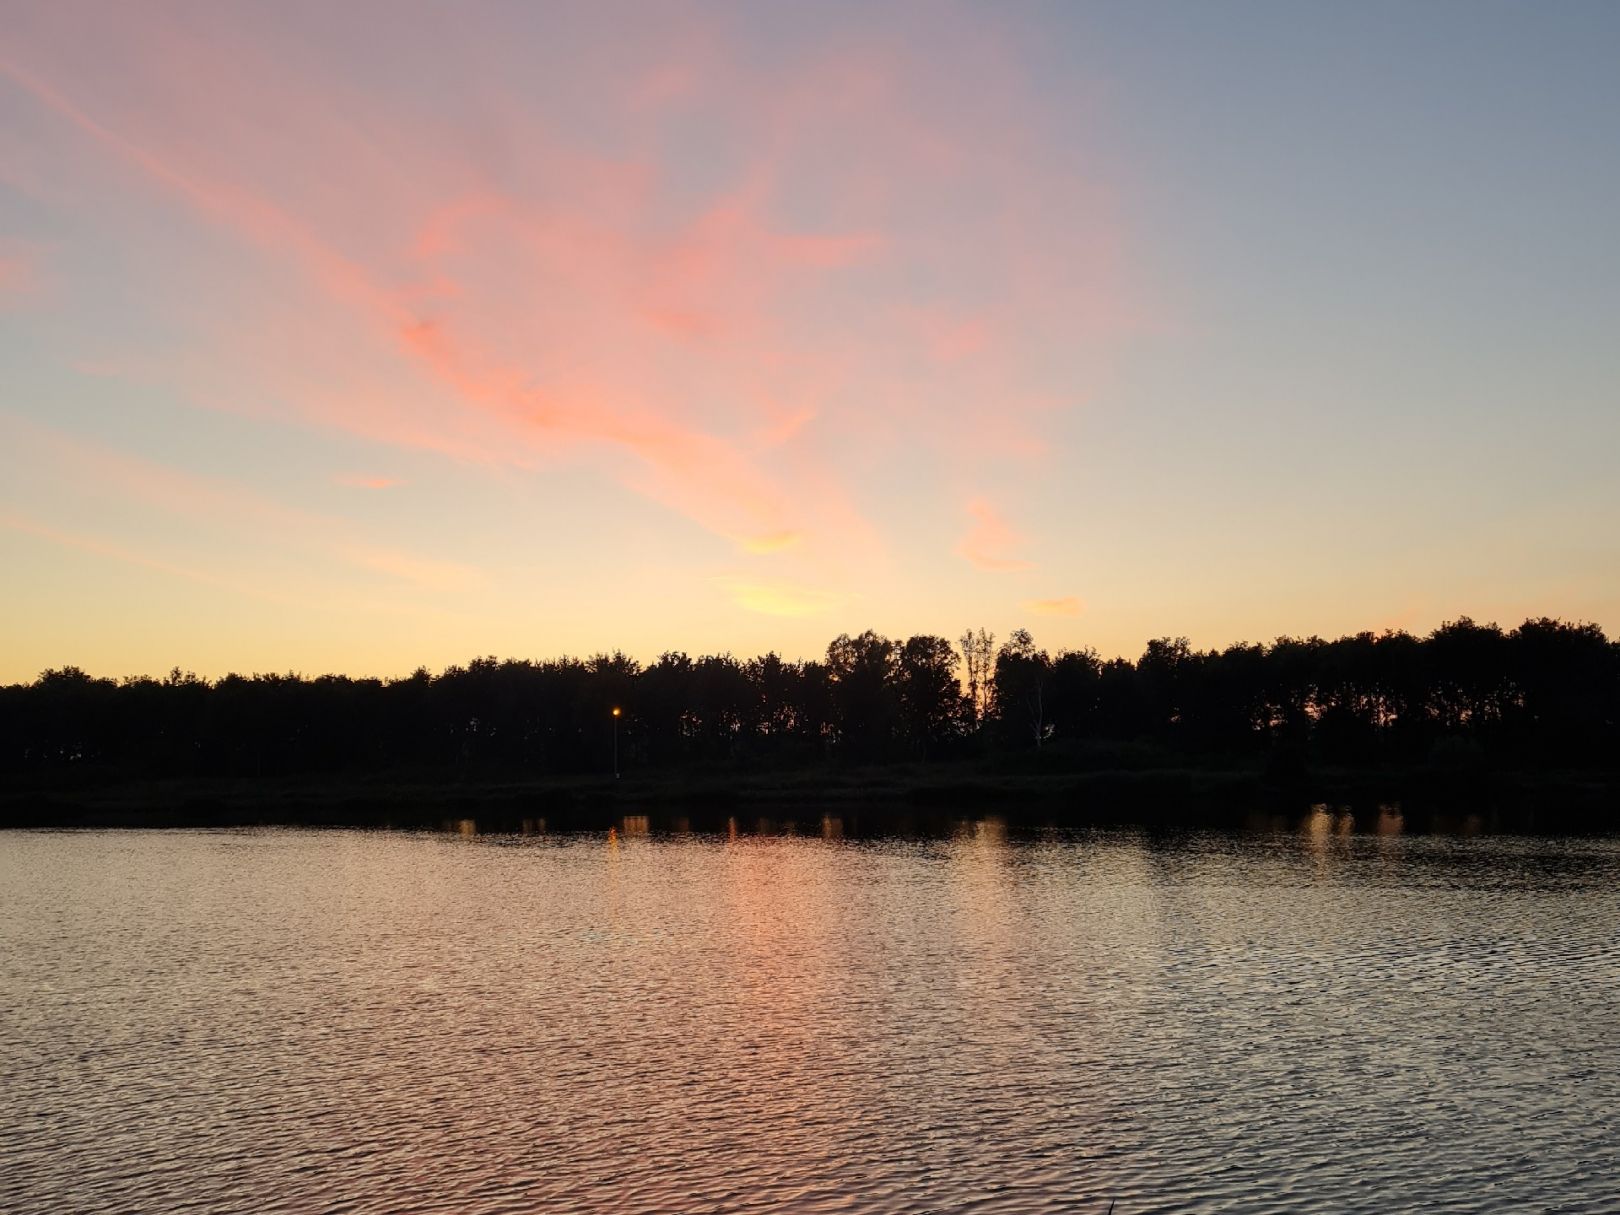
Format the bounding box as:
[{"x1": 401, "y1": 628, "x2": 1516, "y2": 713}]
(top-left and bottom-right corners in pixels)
[{"x1": 4, "y1": 617, "x2": 1615, "y2": 786}]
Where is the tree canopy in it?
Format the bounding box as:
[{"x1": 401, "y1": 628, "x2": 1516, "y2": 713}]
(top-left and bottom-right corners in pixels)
[{"x1": 3, "y1": 618, "x2": 1615, "y2": 780}]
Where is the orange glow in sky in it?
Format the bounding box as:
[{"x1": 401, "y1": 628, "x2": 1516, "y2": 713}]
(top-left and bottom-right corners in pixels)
[{"x1": 2, "y1": 3, "x2": 1616, "y2": 679}]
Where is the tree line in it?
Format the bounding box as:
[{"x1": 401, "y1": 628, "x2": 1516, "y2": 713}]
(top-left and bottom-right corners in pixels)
[{"x1": 2, "y1": 617, "x2": 1615, "y2": 781}]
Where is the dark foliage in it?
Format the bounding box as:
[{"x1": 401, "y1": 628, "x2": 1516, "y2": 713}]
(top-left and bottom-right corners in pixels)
[{"x1": 2, "y1": 619, "x2": 1615, "y2": 781}]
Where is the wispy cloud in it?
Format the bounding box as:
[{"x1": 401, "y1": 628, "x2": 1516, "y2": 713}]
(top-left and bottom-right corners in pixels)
[
  {"x1": 0, "y1": 239, "x2": 43, "y2": 304},
  {"x1": 336, "y1": 474, "x2": 403, "y2": 490},
  {"x1": 0, "y1": 509, "x2": 291, "y2": 603},
  {"x1": 2, "y1": 416, "x2": 484, "y2": 597},
  {"x1": 0, "y1": 3, "x2": 1128, "y2": 617},
  {"x1": 738, "y1": 530, "x2": 802, "y2": 555},
  {"x1": 343, "y1": 547, "x2": 485, "y2": 594},
  {"x1": 956, "y1": 497, "x2": 1033, "y2": 572},
  {"x1": 1025, "y1": 595, "x2": 1082, "y2": 617},
  {"x1": 716, "y1": 575, "x2": 843, "y2": 617}
]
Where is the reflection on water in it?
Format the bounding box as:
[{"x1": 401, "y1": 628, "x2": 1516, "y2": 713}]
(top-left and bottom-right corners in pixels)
[{"x1": 2, "y1": 821, "x2": 1618, "y2": 1214}]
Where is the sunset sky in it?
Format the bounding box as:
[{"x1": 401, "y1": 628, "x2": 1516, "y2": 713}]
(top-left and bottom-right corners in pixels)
[{"x1": 3, "y1": 1, "x2": 1617, "y2": 682}]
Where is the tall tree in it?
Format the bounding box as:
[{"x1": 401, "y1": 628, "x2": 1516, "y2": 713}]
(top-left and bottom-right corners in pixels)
[{"x1": 958, "y1": 627, "x2": 996, "y2": 729}]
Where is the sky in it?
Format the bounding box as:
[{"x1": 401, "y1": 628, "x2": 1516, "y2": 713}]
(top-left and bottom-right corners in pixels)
[{"x1": 2, "y1": 0, "x2": 1617, "y2": 682}]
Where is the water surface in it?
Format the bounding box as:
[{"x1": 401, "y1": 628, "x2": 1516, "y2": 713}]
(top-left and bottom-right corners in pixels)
[{"x1": 3, "y1": 815, "x2": 1618, "y2": 1213}]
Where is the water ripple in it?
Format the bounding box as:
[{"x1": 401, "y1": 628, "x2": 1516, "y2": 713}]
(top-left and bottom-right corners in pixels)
[{"x1": 2, "y1": 824, "x2": 1618, "y2": 1213}]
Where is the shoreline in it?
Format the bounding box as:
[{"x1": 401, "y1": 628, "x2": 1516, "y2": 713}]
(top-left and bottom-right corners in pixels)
[{"x1": 4, "y1": 763, "x2": 1615, "y2": 834}]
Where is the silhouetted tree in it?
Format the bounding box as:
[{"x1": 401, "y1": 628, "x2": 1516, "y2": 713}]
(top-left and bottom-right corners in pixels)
[
  {"x1": 826, "y1": 631, "x2": 900, "y2": 760},
  {"x1": 895, "y1": 635, "x2": 967, "y2": 757},
  {"x1": 1047, "y1": 648, "x2": 1103, "y2": 741},
  {"x1": 2, "y1": 616, "x2": 1614, "y2": 784},
  {"x1": 958, "y1": 627, "x2": 995, "y2": 730},
  {"x1": 1136, "y1": 637, "x2": 1196, "y2": 743},
  {"x1": 993, "y1": 629, "x2": 1052, "y2": 748}
]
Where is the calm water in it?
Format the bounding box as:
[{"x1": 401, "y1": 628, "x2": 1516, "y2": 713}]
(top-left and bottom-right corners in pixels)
[{"x1": 2, "y1": 815, "x2": 1618, "y2": 1214}]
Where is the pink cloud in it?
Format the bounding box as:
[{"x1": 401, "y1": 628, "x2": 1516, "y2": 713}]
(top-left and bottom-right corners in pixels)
[
  {"x1": 0, "y1": 258, "x2": 33, "y2": 298},
  {"x1": 956, "y1": 497, "x2": 1033, "y2": 572},
  {"x1": 336, "y1": 474, "x2": 403, "y2": 490},
  {"x1": 919, "y1": 314, "x2": 992, "y2": 363},
  {"x1": 0, "y1": 239, "x2": 44, "y2": 304},
  {"x1": 0, "y1": 3, "x2": 1129, "y2": 590}
]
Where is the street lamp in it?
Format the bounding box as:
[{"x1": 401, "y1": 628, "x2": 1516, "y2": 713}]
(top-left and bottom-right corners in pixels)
[{"x1": 611, "y1": 707, "x2": 621, "y2": 779}]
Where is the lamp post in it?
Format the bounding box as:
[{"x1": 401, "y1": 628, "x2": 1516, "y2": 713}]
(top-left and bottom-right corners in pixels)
[{"x1": 611, "y1": 706, "x2": 621, "y2": 779}]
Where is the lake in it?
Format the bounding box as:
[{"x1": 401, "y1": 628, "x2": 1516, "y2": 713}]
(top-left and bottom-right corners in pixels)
[{"x1": 2, "y1": 813, "x2": 1617, "y2": 1213}]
